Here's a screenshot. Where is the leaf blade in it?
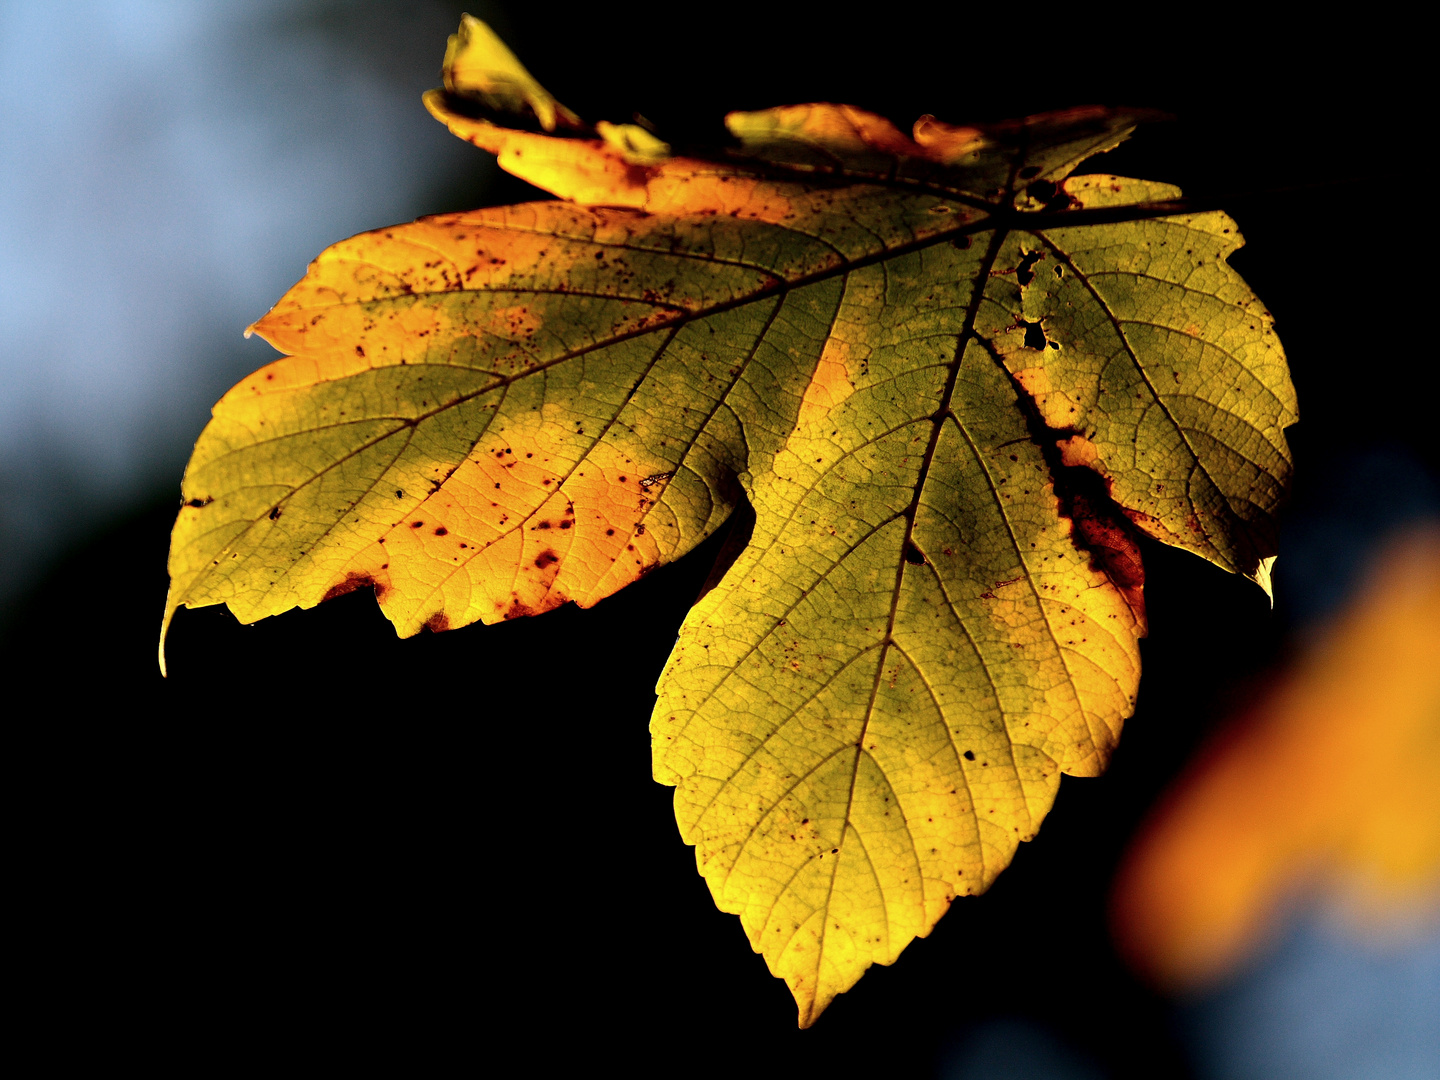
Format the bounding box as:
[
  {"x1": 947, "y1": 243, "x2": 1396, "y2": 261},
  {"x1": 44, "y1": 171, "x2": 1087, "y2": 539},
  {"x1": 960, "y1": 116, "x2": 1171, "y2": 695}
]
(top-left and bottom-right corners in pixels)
[
  {"x1": 652, "y1": 242, "x2": 1147, "y2": 1020},
  {"x1": 163, "y1": 28, "x2": 1295, "y2": 1025},
  {"x1": 991, "y1": 176, "x2": 1297, "y2": 589}
]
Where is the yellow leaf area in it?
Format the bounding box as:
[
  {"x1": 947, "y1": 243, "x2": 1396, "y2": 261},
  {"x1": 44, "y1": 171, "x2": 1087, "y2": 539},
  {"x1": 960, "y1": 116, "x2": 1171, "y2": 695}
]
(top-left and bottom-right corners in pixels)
[
  {"x1": 1113, "y1": 526, "x2": 1440, "y2": 990},
  {"x1": 163, "y1": 19, "x2": 1296, "y2": 1025}
]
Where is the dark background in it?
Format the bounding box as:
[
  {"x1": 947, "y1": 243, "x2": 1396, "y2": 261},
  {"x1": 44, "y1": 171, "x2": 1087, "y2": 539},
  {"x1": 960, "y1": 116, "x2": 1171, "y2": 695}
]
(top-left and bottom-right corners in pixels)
[{"x1": 7, "y1": 5, "x2": 1428, "y2": 1075}]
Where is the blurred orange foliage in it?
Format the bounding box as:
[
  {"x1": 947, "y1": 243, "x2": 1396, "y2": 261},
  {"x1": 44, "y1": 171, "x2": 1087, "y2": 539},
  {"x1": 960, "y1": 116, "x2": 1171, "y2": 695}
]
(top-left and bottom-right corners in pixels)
[{"x1": 1112, "y1": 525, "x2": 1440, "y2": 989}]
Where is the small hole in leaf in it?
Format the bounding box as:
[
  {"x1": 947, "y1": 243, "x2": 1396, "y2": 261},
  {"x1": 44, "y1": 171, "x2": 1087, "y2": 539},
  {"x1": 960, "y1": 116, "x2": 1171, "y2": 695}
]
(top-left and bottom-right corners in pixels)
[
  {"x1": 1016, "y1": 250, "x2": 1045, "y2": 286},
  {"x1": 1022, "y1": 320, "x2": 1048, "y2": 350},
  {"x1": 1018, "y1": 165, "x2": 1041, "y2": 180},
  {"x1": 1027, "y1": 178, "x2": 1057, "y2": 203}
]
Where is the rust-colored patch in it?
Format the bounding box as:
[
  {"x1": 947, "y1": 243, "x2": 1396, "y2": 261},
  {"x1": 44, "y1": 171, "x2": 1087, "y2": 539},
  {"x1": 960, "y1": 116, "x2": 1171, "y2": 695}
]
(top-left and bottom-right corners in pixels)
[
  {"x1": 322, "y1": 573, "x2": 377, "y2": 603},
  {"x1": 1119, "y1": 505, "x2": 1167, "y2": 545},
  {"x1": 480, "y1": 303, "x2": 545, "y2": 341},
  {"x1": 1068, "y1": 494, "x2": 1146, "y2": 623},
  {"x1": 423, "y1": 611, "x2": 451, "y2": 633},
  {"x1": 503, "y1": 597, "x2": 536, "y2": 620}
]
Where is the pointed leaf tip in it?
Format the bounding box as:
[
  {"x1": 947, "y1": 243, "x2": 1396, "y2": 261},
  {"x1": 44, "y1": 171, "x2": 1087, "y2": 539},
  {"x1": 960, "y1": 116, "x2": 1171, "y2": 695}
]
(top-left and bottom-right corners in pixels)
[
  {"x1": 596, "y1": 120, "x2": 670, "y2": 164},
  {"x1": 441, "y1": 14, "x2": 579, "y2": 132},
  {"x1": 911, "y1": 113, "x2": 990, "y2": 161},
  {"x1": 1256, "y1": 554, "x2": 1278, "y2": 605},
  {"x1": 158, "y1": 605, "x2": 173, "y2": 678}
]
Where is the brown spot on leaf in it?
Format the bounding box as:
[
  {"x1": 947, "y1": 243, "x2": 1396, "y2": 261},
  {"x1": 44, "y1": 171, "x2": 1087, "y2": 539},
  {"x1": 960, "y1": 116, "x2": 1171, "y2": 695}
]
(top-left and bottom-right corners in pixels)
[
  {"x1": 1069, "y1": 493, "x2": 1146, "y2": 604},
  {"x1": 503, "y1": 597, "x2": 535, "y2": 620},
  {"x1": 323, "y1": 573, "x2": 377, "y2": 603}
]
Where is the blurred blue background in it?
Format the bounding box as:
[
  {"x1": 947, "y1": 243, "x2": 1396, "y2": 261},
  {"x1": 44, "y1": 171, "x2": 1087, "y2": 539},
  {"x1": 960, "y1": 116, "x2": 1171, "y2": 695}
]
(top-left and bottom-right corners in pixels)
[{"x1": 0, "y1": 0, "x2": 498, "y2": 612}]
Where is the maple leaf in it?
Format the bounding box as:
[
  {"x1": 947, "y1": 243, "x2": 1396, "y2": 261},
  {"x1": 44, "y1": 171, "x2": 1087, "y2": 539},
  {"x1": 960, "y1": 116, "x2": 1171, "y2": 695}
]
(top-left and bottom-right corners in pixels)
[{"x1": 162, "y1": 16, "x2": 1296, "y2": 1024}]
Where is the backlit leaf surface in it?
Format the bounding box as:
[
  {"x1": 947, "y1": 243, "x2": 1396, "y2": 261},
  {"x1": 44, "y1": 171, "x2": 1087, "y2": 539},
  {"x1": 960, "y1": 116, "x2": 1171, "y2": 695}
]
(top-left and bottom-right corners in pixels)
[{"x1": 163, "y1": 19, "x2": 1296, "y2": 1024}]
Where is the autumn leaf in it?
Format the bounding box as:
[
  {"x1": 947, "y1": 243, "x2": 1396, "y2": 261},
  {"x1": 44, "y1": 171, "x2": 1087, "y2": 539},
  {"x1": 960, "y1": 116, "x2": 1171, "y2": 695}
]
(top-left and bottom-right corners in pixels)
[{"x1": 162, "y1": 17, "x2": 1296, "y2": 1025}]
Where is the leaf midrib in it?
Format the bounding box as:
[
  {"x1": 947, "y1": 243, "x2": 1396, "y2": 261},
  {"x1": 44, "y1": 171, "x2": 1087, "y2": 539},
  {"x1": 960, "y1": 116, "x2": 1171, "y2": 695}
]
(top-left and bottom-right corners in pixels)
[{"x1": 806, "y1": 227, "x2": 1008, "y2": 1005}]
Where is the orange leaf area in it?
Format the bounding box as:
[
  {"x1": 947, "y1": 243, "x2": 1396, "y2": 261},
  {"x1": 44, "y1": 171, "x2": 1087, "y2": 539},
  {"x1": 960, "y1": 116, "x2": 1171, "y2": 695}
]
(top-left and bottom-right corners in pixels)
[
  {"x1": 235, "y1": 214, "x2": 689, "y2": 624},
  {"x1": 424, "y1": 89, "x2": 801, "y2": 217},
  {"x1": 1112, "y1": 525, "x2": 1440, "y2": 989},
  {"x1": 794, "y1": 338, "x2": 854, "y2": 431},
  {"x1": 331, "y1": 438, "x2": 666, "y2": 629}
]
